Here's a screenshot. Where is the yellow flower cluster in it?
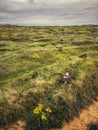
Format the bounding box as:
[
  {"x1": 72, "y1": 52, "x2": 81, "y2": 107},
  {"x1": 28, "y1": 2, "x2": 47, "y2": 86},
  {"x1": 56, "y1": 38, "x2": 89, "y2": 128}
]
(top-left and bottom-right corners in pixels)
[
  {"x1": 33, "y1": 103, "x2": 52, "y2": 121},
  {"x1": 45, "y1": 108, "x2": 52, "y2": 113},
  {"x1": 33, "y1": 104, "x2": 44, "y2": 114},
  {"x1": 41, "y1": 112, "x2": 47, "y2": 120}
]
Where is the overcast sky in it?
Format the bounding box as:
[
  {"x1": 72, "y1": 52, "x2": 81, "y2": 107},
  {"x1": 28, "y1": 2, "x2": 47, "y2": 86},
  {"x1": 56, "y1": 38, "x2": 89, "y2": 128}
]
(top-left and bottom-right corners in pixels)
[{"x1": 0, "y1": 0, "x2": 98, "y2": 25}]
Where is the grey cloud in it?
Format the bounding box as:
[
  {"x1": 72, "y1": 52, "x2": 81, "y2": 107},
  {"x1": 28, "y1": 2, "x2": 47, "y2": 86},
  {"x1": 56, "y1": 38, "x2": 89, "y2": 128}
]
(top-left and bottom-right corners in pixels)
[{"x1": 0, "y1": 0, "x2": 98, "y2": 25}]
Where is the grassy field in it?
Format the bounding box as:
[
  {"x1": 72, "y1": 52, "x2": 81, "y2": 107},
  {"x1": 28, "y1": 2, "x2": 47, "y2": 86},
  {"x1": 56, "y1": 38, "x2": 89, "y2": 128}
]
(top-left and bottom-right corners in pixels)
[{"x1": 0, "y1": 25, "x2": 98, "y2": 130}]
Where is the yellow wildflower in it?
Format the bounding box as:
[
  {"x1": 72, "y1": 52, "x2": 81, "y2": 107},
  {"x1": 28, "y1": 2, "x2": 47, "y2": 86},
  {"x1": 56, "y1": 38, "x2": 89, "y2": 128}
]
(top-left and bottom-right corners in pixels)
[
  {"x1": 33, "y1": 103, "x2": 44, "y2": 115},
  {"x1": 33, "y1": 108, "x2": 39, "y2": 114},
  {"x1": 45, "y1": 108, "x2": 52, "y2": 113},
  {"x1": 41, "y1": 113, "x2": 47, "y2": 120}
]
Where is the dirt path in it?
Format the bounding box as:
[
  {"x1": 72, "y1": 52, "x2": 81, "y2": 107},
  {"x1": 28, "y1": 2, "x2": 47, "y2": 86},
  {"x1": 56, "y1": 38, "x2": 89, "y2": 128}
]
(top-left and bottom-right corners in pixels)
[
  {"x1": 52, "y1": 101, "x2": 98, "y2": 130},
  {"x1": 2, "y1": 102, "x2": 98, "y2": 130}
]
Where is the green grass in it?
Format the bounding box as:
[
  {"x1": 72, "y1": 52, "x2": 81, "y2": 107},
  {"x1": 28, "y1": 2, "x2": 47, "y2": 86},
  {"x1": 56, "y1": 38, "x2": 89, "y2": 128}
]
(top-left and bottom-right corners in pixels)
[{"x1": 0, "y1": 25, "x2": 98, "y2": 130}]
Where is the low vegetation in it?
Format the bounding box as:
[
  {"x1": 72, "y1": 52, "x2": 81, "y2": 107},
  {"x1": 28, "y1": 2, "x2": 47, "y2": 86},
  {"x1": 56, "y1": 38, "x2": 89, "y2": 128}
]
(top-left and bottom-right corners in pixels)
[
  {"x1": 87, "y1": 123, "x2": 98, "y2": 130},
  {"x1": 0, "y1": 25, "x2": 98, "y2": 130}
]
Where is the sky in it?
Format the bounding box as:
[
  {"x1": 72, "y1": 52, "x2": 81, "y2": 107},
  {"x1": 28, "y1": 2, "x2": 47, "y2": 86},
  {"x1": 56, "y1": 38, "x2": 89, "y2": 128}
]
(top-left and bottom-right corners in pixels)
[{"x1": 0, "y1": 0, "x2": 98, "y2": 25}]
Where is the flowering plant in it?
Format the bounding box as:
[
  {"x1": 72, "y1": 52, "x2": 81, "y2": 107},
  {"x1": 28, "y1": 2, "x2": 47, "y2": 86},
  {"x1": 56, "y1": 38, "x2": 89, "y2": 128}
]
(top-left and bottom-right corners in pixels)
[
  {"x1": 33, "y1": 103, "x2": 52, "y2": 121},
  {"x1": 31, "y1": 103, "x2": 52, "y2": 130}
]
